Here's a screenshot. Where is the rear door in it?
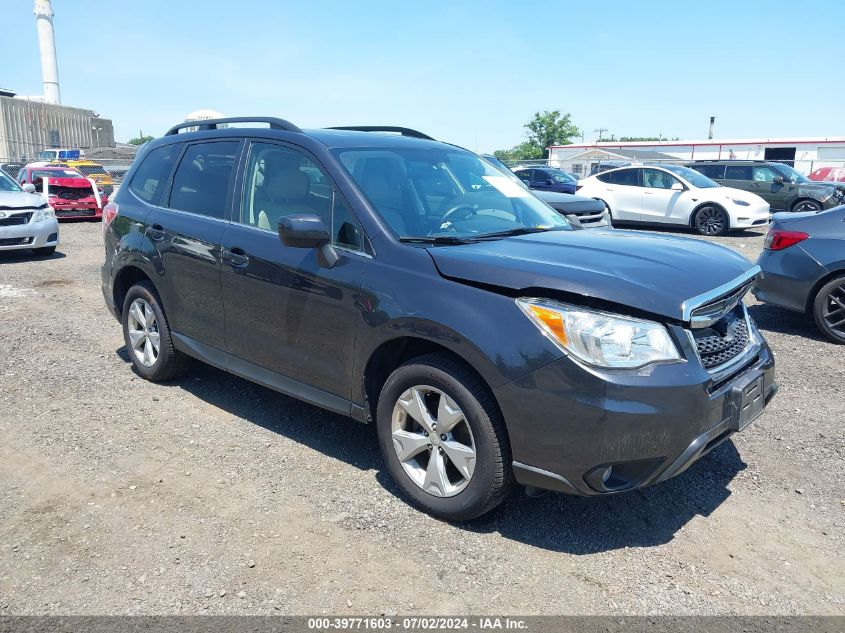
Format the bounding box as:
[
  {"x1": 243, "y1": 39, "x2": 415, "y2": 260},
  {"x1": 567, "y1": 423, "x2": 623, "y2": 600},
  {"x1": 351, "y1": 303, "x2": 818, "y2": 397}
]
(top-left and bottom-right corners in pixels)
[
  {"x1": 144, "y1": 139, "x2": 242, "y2": 350},
  {"x1": 220, "y1": 140, "x2": 368, "y2": 403},
  {"x1": 722, "y1": 164, "x2": 761, "y2": 203},
  {"x1": 598, "y1": 168, "x2": 642, "y2": 221}
]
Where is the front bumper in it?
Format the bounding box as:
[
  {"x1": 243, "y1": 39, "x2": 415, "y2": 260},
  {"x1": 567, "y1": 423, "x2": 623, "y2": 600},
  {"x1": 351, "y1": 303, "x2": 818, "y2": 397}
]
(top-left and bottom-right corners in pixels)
[
  {"x1": 53, "y1": 199, "x2": 103, "y2": 220},
  {"x1": 730, "y1": 202, "x2": 771, "y2": 229},
  {"x1": 0, "y1": 217, "x2": 59, "y2": 251},
  {"x1": 497, "y1": 328, "x2": 776, "y2": 496}
]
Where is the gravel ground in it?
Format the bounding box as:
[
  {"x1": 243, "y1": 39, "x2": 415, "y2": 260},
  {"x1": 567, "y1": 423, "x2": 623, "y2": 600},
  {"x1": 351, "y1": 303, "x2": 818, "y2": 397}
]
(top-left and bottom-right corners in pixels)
[{"x1": 0, "y1": 222, "x2": 842, "y2": 616}]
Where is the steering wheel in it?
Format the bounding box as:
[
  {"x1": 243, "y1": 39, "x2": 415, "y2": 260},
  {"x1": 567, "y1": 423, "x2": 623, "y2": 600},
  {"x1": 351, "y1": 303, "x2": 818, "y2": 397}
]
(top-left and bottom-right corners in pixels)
[{"x1": 438, "y1": 203, "x2": 477, "y2": 227}]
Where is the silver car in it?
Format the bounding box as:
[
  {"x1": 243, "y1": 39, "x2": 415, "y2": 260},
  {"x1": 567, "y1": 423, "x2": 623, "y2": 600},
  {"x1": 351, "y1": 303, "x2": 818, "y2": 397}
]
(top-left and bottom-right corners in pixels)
[{"x1": 0, "y1": 170, "x2": 59, "y2": 255}]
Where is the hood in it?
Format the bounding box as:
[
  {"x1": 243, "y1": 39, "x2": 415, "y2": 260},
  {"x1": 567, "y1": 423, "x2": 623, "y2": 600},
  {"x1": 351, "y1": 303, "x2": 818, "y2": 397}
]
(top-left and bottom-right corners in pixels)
[
  {"x1": 427, "y1": 229, "x2": 754, "y2": 321},
  {"x1": 0, "y1": 191, "x2": 48, "y2": 209},
  {"x1": 533, "y1": 190, "x2": 605, "y2": 212},
  {"x1": 717, "y1": 186, "x2": 769, "y2": 205}
]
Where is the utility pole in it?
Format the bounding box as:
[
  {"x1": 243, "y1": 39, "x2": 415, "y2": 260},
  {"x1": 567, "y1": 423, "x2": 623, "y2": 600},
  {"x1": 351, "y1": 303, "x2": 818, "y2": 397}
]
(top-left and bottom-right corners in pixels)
[{"x1": 594, "y1": 128, "x2": 608, "y2": 143}]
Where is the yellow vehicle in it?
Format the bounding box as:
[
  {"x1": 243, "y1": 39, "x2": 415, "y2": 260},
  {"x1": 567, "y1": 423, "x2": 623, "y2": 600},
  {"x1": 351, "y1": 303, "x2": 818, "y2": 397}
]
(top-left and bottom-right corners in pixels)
[{"x1": 51, "y1": 160, "x2": 115, "y2": 194}]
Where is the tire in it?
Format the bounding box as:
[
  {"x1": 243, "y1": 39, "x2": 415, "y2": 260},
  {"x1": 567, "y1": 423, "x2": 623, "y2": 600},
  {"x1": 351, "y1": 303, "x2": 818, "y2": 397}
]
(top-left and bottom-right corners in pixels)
[
  {"x1": 376, "y1": 353, "x2": 513, "y2": 521},
  {"x1": 121, "y1": 281, "x2": 191, "y2": 380},
  {"x1": 32, "y1": 246, "x2": 56, "y2": 256},
  {"x1": 812, "y1": 275, "x2": 845, "y2": 344},
  {"x1": 792, "y1": 199, "x2": 822, "y2": 213},
  {"x1": 693, "y1": 204, "x2": 729, "y2": 236}
]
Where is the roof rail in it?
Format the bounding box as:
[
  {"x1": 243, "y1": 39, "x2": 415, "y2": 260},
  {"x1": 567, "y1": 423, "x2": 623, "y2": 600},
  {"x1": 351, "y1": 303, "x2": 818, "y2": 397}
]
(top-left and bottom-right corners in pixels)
[
  {"x1": 165, "y1": 117, "x2": 302, "y2": 136},
  {"x1": 325, "y1": 126, "x2": 434, "y2": 140}
]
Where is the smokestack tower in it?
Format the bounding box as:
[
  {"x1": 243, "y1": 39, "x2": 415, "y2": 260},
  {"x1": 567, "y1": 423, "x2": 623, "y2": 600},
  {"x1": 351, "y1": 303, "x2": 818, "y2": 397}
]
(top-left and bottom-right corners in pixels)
[
  {"x1": 708, "y1": 116, "x2": 715, "y2": 140},
  {"x1": 34, "y1": 0, "x2": 61, "y2": 105}
]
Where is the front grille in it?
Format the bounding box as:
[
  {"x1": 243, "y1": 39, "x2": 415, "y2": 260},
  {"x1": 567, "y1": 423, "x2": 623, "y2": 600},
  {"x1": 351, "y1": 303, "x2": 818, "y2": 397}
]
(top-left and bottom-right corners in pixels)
[
  {"x1": 0, "y1": 236, "x2": 33, "y2": 246},
  {"x1": 0, "y1": 212, "x2": 32, "y2": 226},
  {"x1": 55, "y1": 208, "x2": 96, "y2": 217},
  {"x1": 692, "y1": 306, "x2": 751, "y2": 371}
]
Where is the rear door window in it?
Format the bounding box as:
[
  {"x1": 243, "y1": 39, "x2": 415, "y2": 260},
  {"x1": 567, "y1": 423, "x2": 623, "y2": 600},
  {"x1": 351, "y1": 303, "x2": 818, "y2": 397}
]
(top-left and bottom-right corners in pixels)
[
  {"x1": 607, "y1": 168, "x2": 640, "y2": 186},
  {"x1": 129, "y1": 144, "x2": 181, "y2": 204},
  {"x1": 725, "y1": 165, "x2": 752, "y2": 180},
  {"x1": 168, "y1": 141, "x2": 240, "y2": 219},
  {"x1": 695, "y1": 164, "x2": 726, "y2": 179}
]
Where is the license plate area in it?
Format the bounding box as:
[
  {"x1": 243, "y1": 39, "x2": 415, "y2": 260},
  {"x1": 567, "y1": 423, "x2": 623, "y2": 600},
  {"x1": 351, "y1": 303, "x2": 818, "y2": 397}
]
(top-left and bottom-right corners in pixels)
[{"x1": 731, "y1": 372, "x2": 765, "y2": 431}]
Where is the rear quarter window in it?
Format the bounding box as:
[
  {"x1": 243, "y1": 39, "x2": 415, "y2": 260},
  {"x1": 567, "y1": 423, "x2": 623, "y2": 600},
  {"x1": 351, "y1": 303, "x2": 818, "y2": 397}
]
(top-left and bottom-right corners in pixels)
[{"x1": 129, "y1": 144, "x2": 181, "y2": 204}]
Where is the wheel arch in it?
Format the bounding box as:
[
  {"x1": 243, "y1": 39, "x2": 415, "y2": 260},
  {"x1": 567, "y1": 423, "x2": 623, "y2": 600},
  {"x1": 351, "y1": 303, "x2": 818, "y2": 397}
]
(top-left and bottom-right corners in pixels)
[
  {"x1": 689, "y1": 201, "x2": 729, "y2": 229},
  {"x1": 805, "y1": 266, "x2": 845, "y2": 314},
  {"x1": 791, "y1": 197, "x2": 822, "y2": 213},
  {"x1": 362, "y1": 336, "x2": 502, "y2": 426},
  {"x1": 112, "y1": 265, "x2": 159, "y2": 318}
]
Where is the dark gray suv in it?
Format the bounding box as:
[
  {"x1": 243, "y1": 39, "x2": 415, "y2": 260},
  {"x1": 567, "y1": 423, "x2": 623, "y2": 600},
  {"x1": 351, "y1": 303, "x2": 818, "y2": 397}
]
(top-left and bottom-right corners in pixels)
[
  {"x1": 101, "y1": 117, "x2": 777, "y2": 520},
  {"x1": 688, "y1": 160, "x2": 845, "y2": 213}
]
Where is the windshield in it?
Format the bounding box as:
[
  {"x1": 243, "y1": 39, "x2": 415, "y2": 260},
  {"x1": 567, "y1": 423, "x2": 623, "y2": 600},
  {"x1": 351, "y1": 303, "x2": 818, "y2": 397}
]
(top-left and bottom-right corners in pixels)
[
  {"x1": 333, "y1": 147, "x2": 571, "y2": 240},
  {"x1": 771, "y1": 163, "x2": 811, "y2": 184},
  {"x1": 661, "y1": 164, "x2": 720, "y2": 188},
  {"x1": 0, "y1": 170, "x2": 23, "y2": 192},
  {"x1": 34, "y1": 169, "x2": 83, "y2": 179},
  {"x1": 549, "y1": 169, "x2": 576, "y2": 183}
]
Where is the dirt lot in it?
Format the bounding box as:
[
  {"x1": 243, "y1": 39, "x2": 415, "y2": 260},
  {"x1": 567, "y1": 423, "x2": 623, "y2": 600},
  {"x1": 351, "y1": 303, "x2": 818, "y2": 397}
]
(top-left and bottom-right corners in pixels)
[{"x1": 0, "y1": 222, "x2": 842, "y2": 616}]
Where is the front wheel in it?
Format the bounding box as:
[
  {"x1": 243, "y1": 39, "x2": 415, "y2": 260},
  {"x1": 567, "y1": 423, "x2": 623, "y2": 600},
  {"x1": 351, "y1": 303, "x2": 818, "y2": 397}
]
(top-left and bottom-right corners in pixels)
[
  {"x1": 693, "y1": 205, "x2": 729, "y2": 236},
  {"x1": 812, "y1": 275, "x2": 845, "y2": 344},
  {"x1": 376, "y1": 353, "x2": 513, "y2": 521},
  {"x1": 793, "y1": 199, "x2": 822, "y2": 213}
]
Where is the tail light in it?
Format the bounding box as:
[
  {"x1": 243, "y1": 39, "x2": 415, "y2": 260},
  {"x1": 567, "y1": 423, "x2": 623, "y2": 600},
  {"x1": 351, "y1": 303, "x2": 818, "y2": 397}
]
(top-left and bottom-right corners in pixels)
[
  {"x1": 764, "y1": 228, "x2": 809, "y2": 251},
  {"x1": 102, "y1": 201, "x2": 118, "y2": 234}
]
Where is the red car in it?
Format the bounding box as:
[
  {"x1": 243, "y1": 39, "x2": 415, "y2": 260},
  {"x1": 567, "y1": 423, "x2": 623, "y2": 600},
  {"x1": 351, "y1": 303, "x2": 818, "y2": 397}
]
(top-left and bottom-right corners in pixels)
[
  {"x1": 808, "y1": 166, "x2": 845, "y2": 183},
  {"x1": 17, "y1": 165, "x2": 107, "y2": 220}
]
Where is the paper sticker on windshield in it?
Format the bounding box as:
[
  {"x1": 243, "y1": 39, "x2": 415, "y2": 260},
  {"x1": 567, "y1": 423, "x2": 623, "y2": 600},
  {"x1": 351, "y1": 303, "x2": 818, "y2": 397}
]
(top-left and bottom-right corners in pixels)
[{"x1": 482, "y1": 175, "x2": 532, "y2": 198}]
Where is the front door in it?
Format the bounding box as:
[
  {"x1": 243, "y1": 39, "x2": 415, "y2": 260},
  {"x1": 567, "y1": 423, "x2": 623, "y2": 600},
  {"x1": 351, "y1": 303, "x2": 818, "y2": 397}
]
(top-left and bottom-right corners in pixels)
[
  {"x1": 145, "y1": 139, "x2": 242, "y2": 349},
  {"x1": 639, "y1": 168, "x2": 691, "y2": 224},
  {"x1": 750, "y1": 164, "x2": 790, "y2": 211},
  {"x1": 220, "y1": 140, "x2": 368, "y2": 402}
]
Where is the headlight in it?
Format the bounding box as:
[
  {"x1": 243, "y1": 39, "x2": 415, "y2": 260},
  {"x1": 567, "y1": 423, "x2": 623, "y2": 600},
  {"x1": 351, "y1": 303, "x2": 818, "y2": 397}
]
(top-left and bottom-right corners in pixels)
[
  {"x1": 35, "y1": 206, "x2": 55, "y2": 222},
  {"x1": 731, "y1": 198, "x2": 750, "y2": 206},
  {"x1": 516, "y1": 298, "x2": 681, "y2": 369}
]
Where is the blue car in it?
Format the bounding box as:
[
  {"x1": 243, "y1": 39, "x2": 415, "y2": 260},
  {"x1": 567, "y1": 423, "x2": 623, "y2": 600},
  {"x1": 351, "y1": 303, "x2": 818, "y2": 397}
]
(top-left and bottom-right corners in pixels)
[{"x1": 512, "y1": 166, "x2": 577, "y2": 194}]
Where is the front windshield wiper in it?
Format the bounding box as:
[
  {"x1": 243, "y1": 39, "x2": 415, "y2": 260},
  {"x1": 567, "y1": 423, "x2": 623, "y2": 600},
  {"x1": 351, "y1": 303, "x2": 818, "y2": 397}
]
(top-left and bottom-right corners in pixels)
[
  {"x1": 399, "y1": 235, "x2": 473, "y2": 245},
  {"x1": 472, "y1": 226, "x2": 559, "y2": 240}
]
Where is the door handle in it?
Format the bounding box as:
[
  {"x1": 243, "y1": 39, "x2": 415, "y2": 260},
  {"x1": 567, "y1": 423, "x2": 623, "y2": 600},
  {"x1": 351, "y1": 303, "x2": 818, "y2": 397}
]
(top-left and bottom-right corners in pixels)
[
  {"x1": 222, "y1": 247, "x2": 250, "y2": 268},
  {"x1": 643, "y1": 191, "x2": 654, "y2": 194},
  {"x1": 146, "y1": 224, "x2": 165, "y2": 241}
]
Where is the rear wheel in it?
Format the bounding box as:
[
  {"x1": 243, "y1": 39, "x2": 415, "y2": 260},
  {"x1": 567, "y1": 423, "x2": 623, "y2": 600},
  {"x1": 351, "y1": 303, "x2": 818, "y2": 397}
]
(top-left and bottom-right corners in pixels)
[
  {"x1": 812, "y1": 275, "x2": 845, "y2": 344},
  {"x1": 792, "y1": 199, "x2": 822, "y2": 213},
  {"x1": 121, "y1": 281, "x2": 191, "y2": 380},
  {"x1": 376, "y1": 353, "x2": 513, "y2": 521},
  {"x1": 693, "y1": 205, "x2": 729, "y2": 236}
]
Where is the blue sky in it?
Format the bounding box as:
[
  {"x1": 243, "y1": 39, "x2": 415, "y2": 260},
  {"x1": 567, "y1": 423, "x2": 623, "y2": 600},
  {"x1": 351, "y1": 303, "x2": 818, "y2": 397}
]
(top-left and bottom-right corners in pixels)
[{"x1": 2, "y1": 0, "x2": 843, "y2": 151}]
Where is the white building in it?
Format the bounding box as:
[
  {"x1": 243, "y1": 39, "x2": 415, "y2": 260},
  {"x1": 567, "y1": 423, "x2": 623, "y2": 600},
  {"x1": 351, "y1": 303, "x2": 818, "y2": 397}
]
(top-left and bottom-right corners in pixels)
[{"x1": 549, "y1": 137, "x2": 845, "y2": 176}]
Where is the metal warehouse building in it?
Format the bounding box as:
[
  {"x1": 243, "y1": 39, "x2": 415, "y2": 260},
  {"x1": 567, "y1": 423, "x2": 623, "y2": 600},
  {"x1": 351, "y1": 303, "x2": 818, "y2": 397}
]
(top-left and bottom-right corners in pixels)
[
  {"x1": 549, "y1": 137, "x2": 845, "y2": 176},
  {"x1": 0, "y1": 89, "x2": 115, "y2": 161}
]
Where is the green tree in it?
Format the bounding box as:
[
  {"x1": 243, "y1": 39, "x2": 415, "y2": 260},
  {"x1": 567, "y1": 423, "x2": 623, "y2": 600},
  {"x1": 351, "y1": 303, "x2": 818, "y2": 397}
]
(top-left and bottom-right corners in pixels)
[
  {"x1": 128, "y1": 134, "x2": 154, "y2": 145},
  {"x1": 524, "y1": 111, "x2": 580, "y2": 158},
  {"x1": 493, "y1": 141, "x2": 543, "y2": 162}
]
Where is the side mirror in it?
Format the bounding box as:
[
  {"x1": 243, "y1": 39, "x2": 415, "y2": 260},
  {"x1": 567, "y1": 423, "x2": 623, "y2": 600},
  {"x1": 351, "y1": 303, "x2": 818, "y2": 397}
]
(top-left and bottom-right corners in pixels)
[
  {"x1": 670, "y1": 182, "x2": 684, "y2": 191},
  {"x1": 22, "y1": 183, "x2": 36, "y2": 193},
  {"x1": 773, "y1": 176, "x2": 785, "y2": 184},
  {"x1": 546, "y1": 179, "x2": 554, "y2": 185},
  {"x1": 278, "y1": 213, "x2": 338, "y2": 268}
]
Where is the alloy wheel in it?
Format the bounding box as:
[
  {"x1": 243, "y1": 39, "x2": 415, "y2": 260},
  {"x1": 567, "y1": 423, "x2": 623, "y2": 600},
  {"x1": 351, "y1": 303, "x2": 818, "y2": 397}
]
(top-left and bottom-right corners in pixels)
[
  {"x1": 126, "y1": 298, "x2": 160, "y2": 367},
  {"x1": 391, "y1": 385, "x2": 476, "y2": 497},
  {"x1": 695, "y1": 206, "x2": 725, "y2": 235},
  {"x1": 822, "y1": 283, "x2": 845, "y2": 336},
  {"x1": 794, "y1": 200, "x2": 822, "y2": 213}
]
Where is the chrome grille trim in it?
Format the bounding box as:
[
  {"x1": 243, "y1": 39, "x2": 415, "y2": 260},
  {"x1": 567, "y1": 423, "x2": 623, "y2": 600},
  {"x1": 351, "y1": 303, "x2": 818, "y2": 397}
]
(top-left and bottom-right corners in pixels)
[{"x1": 681, "y1": 266, "x2": 761, "y2": 328}]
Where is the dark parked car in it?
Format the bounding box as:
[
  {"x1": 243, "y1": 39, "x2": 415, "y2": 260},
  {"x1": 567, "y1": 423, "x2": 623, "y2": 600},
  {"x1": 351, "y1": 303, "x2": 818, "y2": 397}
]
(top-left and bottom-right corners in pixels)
[
  {"x1": 512, "y1": 166, "x2": 577, "y2": 194},
  {"x1": 687, "y1": 160, "x2": 845, "y2": 213},
  {"x1": 753, "y1": 205, "x2": 845, "y2": 343},
  {"x1": 102, "y1": 117, "x2": 776, "y2": 520},
  {"x1": 482, "y1": 155, "x2": 611, "y2": 229}
]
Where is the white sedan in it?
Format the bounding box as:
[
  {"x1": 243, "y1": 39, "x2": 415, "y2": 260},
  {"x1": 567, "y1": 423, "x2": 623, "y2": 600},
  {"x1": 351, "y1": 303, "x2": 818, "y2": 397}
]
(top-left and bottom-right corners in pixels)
[
  {"x1": 576, "y1": 164, "x2": 770, "y2": 235},
  {"x1": 0, "y1": 170, "x2": 59, "y2": 255}
]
